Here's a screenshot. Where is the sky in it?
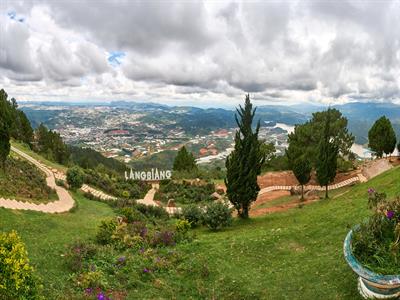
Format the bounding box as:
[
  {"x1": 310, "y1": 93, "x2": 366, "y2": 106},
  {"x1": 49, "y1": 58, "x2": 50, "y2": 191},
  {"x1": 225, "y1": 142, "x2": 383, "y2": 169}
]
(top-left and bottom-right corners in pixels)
[{"x1": 1, "y1": 0, "x2": 400, "y2": 108}]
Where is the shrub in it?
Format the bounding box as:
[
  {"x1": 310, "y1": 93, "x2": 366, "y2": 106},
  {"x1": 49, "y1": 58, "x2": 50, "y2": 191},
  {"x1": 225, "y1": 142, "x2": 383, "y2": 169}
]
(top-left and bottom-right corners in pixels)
[
  {"x1": 96, "y1": 219, "x2": 118, "y2": 245},
  {"x1": 135, "y1": 203, "x2": 169, "y2": 220},
  {"x1": 0, "y1": 231, "x2": 40, "y2": 299},
  {"x1": 202, "y1": 201, "x2": 233, "y2": 231},
  {"x1": 66, "y1": 166, "x2": 84, "y2": 190},
  {"x1": 151, "y1": 230, "x2": 176, "y2": 247},
  {"x1": 55, "y1": 179, "x2": 65, "y2": 187},
  {"x1": 181, "y1": 205, "x2": 203, "y2": 227},
  {"x1": 64, "y1": 240, "x2": 97, "y2": 272},
  {"x1": 117, "y1": 207, "x2": 145, "y2": 223}
]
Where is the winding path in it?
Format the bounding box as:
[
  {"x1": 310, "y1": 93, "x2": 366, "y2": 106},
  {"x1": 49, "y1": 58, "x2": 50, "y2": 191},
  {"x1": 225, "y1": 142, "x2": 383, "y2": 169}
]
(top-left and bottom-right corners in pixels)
[{"x1": 0, "y1": 147, "x2": 75, "y2": 213}]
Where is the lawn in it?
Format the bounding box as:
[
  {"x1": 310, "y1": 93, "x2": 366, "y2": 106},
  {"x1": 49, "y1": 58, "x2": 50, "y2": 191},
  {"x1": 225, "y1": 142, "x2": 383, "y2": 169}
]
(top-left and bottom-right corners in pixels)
[
  {"x1": 0, "y1": 192, "x2": 115, "y2": 299},
  {"x1": 0, "y1": 166, "x2": 399, "y2": 299}
]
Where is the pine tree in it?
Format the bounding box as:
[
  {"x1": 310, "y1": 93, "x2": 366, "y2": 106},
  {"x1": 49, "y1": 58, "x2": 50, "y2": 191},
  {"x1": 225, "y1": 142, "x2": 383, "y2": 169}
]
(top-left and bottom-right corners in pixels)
[
  {"x1": 173, "y1": 146, "x2": 197, "y2": 172},
  {"x1": 225, "y1": 94, "x2": 265, "y2": 219},
  {"x1": 368, "y1": 116, "x2": 397, "y2": 158},
  {"x1": 316, "y1": 109, "x2": 339, "y2": 199}
]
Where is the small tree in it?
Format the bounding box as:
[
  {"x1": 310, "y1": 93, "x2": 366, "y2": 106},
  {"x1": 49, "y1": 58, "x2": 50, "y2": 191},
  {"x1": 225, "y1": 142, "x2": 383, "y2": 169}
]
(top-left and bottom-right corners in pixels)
[
  {"x1": 66, "y1": 166, "x2": 84, "y2": 190},
  {"x1": 225, "y1": 94, "x2": 265, "y2": 218},
  {"x1": 316, "y1": 110, "x2": 339, "y2": 199},
  {"x1": 287, "y1": 126, "x2": 312, "y2": 200},
  {"x1": 368, "y1": 116, "x2": 397, "y2": 158},
  {"x1": 173, "y1": 146, "x2": 197, "y2": 172},
  {"x1": 290, "y1": 157, "x2": 311, "y2": 201}
]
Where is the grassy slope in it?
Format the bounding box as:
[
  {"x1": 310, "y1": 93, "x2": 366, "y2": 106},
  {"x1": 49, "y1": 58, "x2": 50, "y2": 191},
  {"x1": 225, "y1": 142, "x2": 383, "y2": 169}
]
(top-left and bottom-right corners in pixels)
[
  {"x1": 11, "y1": 140, "x2": 67, "y2": 172},
  {"x1": 172, "y1": 167, "x2": 399, "y2": 300},
  {"x1": 0, "y1": 143, "x2": 399, "y2": 299},
  {"x1": 0, "y1": 192, "x2": 115, "y2": 298}
]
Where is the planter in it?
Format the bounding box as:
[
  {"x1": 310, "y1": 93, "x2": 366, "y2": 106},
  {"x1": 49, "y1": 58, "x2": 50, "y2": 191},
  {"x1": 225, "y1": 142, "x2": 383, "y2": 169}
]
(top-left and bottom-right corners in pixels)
[{"x1": 344, "y1": 229, "x2": 400, "y2": 299}]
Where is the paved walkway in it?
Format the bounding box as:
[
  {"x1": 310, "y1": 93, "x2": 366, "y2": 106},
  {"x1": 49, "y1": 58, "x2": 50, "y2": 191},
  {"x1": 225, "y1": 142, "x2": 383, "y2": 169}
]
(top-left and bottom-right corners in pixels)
[
  {"x1": 258, "y1": 176, "x2": 360, "y2": 195},
  {"x1": 0, "y1": 147, "x2": 75, "y2": 213}
]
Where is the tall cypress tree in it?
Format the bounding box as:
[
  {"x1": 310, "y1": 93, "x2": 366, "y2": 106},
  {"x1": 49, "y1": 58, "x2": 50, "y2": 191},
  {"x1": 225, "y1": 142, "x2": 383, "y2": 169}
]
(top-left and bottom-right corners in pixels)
[
  {"x1": 316, "y1": 109, "x2": 339, "y2": 199},
  {"x1": 225, "y1": 94, "x2": 264, "y2": 219}
]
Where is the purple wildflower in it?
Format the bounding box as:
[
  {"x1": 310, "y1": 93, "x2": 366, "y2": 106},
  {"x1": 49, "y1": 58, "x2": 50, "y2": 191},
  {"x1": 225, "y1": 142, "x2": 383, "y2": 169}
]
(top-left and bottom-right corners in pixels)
[
  {"x1": 139, "y1": 247, "x2": 145, "y2": 254},
  {"x1": 118, "y1": 256, "x2": 126, "y2": 263},
  {"x1": 387, "y1": 210, "x2": 395, "y2": 219},
  {"x1": 368, "y1": 188, "x2": 375, "y2": 194},
  {"x1": 97, "y1": 292, "x2": 105, "y2": 300},
  {"x1": 143, "y1": 268, "x2": 150, "y2": 273}
]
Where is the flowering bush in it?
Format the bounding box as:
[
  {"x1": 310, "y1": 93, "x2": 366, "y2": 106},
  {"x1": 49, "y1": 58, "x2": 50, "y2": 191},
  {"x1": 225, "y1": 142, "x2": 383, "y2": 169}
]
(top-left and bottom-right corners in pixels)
[
  {"x1": 64, "y1": 240, "x2": 97, "y2": 272},
  {"x1": 352, "y1": 189, "x2": 400, "y2": 274},
  {"x1": 0, "y1": 230, "x2": 40, "y2": 299},
  {"x1": 96, "y1": 219, "x2": 118, "y2": 245},
  {"x1": 202, "y1": 201, "x2": 233, "y2": 231}
]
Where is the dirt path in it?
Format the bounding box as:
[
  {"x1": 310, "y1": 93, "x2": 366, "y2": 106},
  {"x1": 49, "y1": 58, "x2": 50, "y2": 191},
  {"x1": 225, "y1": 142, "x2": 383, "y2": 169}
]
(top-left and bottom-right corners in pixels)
[{"x1": 0, "y1": 147, "x2": 75, "y2": 213}]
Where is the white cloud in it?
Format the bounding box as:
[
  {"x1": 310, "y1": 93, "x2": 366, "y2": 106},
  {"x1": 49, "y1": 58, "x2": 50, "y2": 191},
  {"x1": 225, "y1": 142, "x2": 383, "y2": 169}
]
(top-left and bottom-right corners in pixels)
[{"x1": 1, "y1": 0, "x2": 399, "y2": 107}]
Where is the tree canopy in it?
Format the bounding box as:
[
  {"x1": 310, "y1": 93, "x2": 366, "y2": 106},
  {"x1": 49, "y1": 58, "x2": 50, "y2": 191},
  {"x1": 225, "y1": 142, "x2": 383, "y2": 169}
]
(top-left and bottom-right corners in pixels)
[
  {"x1": 368, "y1": 116, "x2": 397, "y2": 158},
  {"x1": 173, "y1": 146, "x2": 197, "y2": 172}
]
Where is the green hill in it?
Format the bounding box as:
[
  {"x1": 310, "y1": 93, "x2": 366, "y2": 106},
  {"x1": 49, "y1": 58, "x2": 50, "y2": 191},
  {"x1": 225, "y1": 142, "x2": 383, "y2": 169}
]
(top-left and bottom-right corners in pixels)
[{"x1": 0, "y1": 145, "x2": 398, "y2": 299}]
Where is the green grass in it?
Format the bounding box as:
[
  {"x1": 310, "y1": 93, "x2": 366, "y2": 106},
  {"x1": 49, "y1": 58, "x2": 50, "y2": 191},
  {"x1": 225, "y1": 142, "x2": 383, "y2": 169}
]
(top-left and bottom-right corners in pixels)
[
  {"x1": 11, "y1": 140, "x2": 67, "y2": 172},
  {"x1": 1, "y1": 144, "x2": 400, "y2": 299},
  {"x1": 0, "y1": 192, "x2": 115, "y2": 298}
]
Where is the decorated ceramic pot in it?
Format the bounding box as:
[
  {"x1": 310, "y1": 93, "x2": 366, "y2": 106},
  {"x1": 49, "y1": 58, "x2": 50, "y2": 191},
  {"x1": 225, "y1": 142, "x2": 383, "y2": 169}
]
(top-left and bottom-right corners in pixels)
[{"x1": 344, "y1": 229, "x2": 400, "y2": 299}]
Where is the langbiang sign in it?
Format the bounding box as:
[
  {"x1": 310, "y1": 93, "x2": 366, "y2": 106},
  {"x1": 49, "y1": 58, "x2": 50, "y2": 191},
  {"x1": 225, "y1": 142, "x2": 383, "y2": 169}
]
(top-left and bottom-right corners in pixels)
[{"x1": 125, "y1": 168, "x2": 172, "y2": 181}]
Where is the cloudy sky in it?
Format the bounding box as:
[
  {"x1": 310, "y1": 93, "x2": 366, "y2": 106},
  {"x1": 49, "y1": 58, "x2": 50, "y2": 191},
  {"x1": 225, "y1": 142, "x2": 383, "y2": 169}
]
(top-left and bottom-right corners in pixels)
[{"x1": 1, "y1": 0, "x2": 399, "y2": 108}]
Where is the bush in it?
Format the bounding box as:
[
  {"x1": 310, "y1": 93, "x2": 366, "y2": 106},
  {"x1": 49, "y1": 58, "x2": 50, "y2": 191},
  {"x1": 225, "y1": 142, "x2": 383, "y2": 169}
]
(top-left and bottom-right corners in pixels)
[
  {"x1": 64, "y1": 240, "x2": 97, "y2": 272},
  {"x1": 135, "y1": 203, "x2": 169, "y2": 220},
  {"x1": 96, "y1": 219, "x2": 118, "y2": 245},
  {"x1": 202, "y1": 201, "x2": 233, "y2": 231},
  {"x1": 0, "y1": 231, "x2": 40, "y2": 299},
  {"x1": 337, "y1": 157, "x2": 354, "y2": 172},
  {"x1": 117, "y1": 207, "x2": 145, "y2": 223},
  {"x1": 66, "y1": 166, "x2": 84, "y2": 190},
  {"x1": 181, "y1": 205, "x2": 203, "y2": 227}
]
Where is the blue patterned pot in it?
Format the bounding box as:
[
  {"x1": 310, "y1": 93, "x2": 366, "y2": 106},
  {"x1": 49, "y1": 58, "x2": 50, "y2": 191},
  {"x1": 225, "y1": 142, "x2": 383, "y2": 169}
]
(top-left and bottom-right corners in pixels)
[{"x1": 344, "y1": 229, "x2": 400, "y2": 299}]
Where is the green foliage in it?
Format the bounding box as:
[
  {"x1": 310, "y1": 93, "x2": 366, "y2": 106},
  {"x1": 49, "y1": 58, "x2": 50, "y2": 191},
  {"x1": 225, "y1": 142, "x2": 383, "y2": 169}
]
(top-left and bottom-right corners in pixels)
[
  {"x1": 34, "y1": 124, "x2": 70, "y2": 164},
  {"x1": 64, "y1": 240, "x2": 97, "y2": 272},
  {"x1": 69, "y1": 145, "x2": 126, "y2": 174},
  {"x1": 225, "y1": 94, "x2": 264, "y2": 218},
  {"x1": 181, "y1": 204, "x2": 203, "y2": 227},
  {"x1": 173, "y1": 146, "x2": 197, "y2": 172},
  {"x1": 154, "y1": 180, "x2": 214, "y2": 206},
  {"x1": 316, "y1": 110, "x2": 339, "y2": 198},
  {"x1": 337, "y1": 157, "x2": 355, "y2": 172},
  {"x1": 202, "y1": 201, "x2": 233, "y2": 231},
  {"x1": 117, "y1": 207, "x2": 145, "y2": 223},
  {"x1": 288, "y1": 108, "x2": 354, "y2": 168},
  {"x1": 83, "y1": 168, "x2": 150, "y2": 199},
  {"x1": 0, "y1": 122, "x2": 10, "y2": 170},
  {"x1": 0, "y1": 230, "x2": 40, "y2": 299},
  {"x1": 66, "y1": 166, "x2": 84, "y2": 190},
  {"x1": 286, "y1": 133, "x2": 312, "y2": 200},
  {"x1": 0, "y1": 156, "x2": 57, "y2": 203},
  {"x1": 96, "y1": 219, "x2": 118, "y2": 245},
  {"x1": 0, "y1": 89, "x2": 33, "y2": 149},
  {"x1": 352, "y1": 190, "x2": 400, "y2": 275},
  {"x1": 260, "y1": 142, "x2": 276, "y2": 165},
  {"x1": 368, "y1": 116, "x2": 397, "y2": 158}
]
